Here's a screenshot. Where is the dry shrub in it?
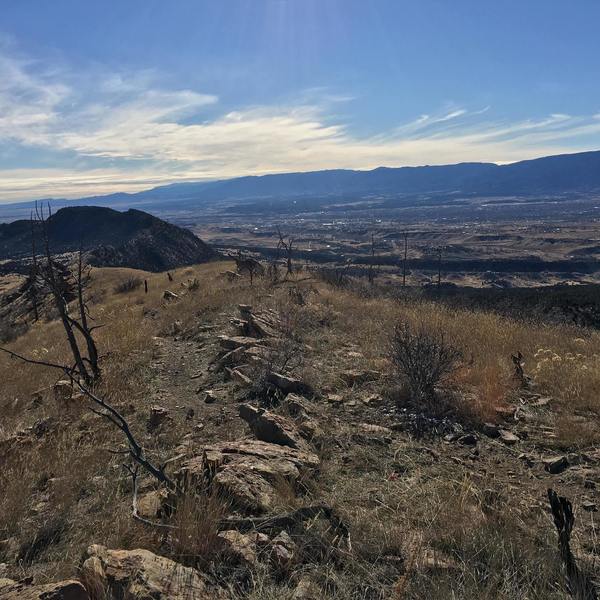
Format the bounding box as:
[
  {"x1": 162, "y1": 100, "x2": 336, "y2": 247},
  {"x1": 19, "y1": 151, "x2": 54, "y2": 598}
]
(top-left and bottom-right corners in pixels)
[
  {"x1": 310, "y1": 283, "x2": 599, "y2": 440},
  {"x1": 390, "y1": 323, "x2": 462, "y2": 404},
  {"x1": 113, "y1": 276, "x2": 143, "y2": 294},
  {"x1": 0, "y1": 320, "x2": 29, "y2": 344}
]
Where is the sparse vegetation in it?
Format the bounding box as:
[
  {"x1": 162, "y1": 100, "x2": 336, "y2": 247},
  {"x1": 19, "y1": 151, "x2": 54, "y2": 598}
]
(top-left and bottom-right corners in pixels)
[
  {"x1": 389, "y1": 322, "x2": 462, "y2": 404},
  {"x1": 113, "y1": 275, "x2": 143, "y2": 294},
  {"x1": 0, "y1": 260, "x2": 598, "y2": 598}
]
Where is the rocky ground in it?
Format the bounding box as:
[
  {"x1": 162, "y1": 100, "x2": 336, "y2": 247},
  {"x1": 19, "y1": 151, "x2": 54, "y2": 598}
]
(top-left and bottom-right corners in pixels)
[{"x1": 0, "y1": 265, "x2": 598, "y2": 599}]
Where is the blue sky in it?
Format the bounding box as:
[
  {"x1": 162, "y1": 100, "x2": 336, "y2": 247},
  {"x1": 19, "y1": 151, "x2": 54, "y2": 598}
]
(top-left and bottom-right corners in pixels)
[{"x1": 1, "y1": 0, "x2": 600, "y2": 201}]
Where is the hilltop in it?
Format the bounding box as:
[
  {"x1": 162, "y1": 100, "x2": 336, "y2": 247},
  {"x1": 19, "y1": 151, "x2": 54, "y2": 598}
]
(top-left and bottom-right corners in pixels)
[
  {"x1": 0, "y1": 261, "x2": 598, "y2": 599},
  {"x1": 0, "y1": 206, "x2": 215, "y2": 271}
]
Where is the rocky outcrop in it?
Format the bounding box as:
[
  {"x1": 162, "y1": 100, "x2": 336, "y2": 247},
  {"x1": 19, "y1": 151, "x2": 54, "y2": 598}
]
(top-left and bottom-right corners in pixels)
[
  {"x1": 266, "y1": 372, "x2": 311, "y2": 395},
  {"x1": 217, "y1": 530, "x2": 268, "y2": 567},
  {"x1": 239, "y1": 404, "x2": 308, "y2": 450},
  {"x1": 234, "y1": 305, "x2": 281, "y2": 338},
  {"x1": 81, "y1": 545, "x2": 226, "y2": 600},
  {"x1": 0, "y1": 578, "x2": 88, "y2": 599},
  {"x1": 176, "y1": 440, "x2": 320, "y2": 513}
]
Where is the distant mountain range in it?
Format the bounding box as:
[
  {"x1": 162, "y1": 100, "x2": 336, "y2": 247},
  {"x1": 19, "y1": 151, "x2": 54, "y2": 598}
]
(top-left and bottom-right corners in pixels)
[
  {"x1": 1, "y1": 150, "x2": 600, "y2": 221},
  {"x1": 0, "y1": 206, "x2": 215, "y2": 271}
]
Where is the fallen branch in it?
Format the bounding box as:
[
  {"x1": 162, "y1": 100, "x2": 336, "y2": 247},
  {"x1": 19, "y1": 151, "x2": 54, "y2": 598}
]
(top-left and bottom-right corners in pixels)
[
  {"x1": 0, "y1": 346, "x2": 73, "y2": 373},
  {"x1": 124, "y1": 464, "x2": 176, "y2": 529},
  {"x1": 218, "y1": 503, "x2": 351, "y2": 546},
  {"x1": 0, "y1": 346, "x2": 175, "y2": 492},
  {"x1": 71, "y1": 378, "x2": 175, "y2": 489}
]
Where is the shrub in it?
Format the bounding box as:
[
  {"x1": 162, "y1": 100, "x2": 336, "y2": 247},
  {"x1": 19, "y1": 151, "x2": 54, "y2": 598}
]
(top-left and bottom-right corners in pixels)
[
  {"x1": 114, "y1": 276, "x2": 142, "y2": 294},
  {"x1": 0, "y1": 320, "x2": 29, "y2": 343},
  {"x1": 390, "y1": 323, "x2": 462, "y2": 402},
  {"x1": 319, "y1": 266, "x2": 351, "y2": 288}
]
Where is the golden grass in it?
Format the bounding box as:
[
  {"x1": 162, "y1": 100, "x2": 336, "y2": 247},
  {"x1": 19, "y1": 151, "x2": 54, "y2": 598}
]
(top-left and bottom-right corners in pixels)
[
  {"x1": 1, "y1": 261, "x2": 598, "y2": 593},
  {"x1": 295, "y1": 285, "x2": 600, "y2": 432}
]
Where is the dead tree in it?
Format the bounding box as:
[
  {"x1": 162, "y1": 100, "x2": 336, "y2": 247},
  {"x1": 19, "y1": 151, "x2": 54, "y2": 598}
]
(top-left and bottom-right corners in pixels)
[
  {"x1": 436, "y1": 246, "x2": 442, "y2": 290},
  {"x1": 73, "y1": 247, "x2": 101, "y2": 381},
  {"x1": 277, "y1": 228, "x2": 294, "y2": 278},
  {"x1": 402, "y1": 231, "x2": 408, "y2": 287},
  {"x1": 235, "y1": 250, "x2": 263, "y2": 286},
  {"x1": 0, "y1": 346, "x2": 176, "y2": 526},
  {"x1": 548, "y1": 489, "x2": 598, "y2": 600},
  {"x1": 28, "y1": 203, "x2": 101, "y2": 385},
  {"x1": 29, "y1": 212, "x2": 40, "y2": 321},
  {"x1": 367, "y1": 233, "x2": 378, "y2": 285}
]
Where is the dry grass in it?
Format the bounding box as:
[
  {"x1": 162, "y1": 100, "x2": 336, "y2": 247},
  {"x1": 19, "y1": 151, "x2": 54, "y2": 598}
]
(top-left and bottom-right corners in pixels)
[
  {"x1": 290, "y1": 284, "x2": 600, "y2": 439},
  {"x1": 0, "y1": 262, "x2": 598, "y2": 596}
]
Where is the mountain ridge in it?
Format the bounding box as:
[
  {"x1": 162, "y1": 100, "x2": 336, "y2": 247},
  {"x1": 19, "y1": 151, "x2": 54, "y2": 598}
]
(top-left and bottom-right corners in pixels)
[{"x1": 1, "y1": 150, "x2": 600, "y2": 220}]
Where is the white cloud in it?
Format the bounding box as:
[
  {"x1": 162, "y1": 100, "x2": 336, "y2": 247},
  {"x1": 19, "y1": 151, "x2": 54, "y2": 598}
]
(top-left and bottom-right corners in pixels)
[{"x1": 1, "y1": 47, "x2": 600, "y2": 201}]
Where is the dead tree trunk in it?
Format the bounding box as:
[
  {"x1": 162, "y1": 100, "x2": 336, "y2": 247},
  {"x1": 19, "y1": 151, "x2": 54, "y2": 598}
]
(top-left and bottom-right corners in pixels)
[
  {"x1": 32, "y1": 202, "x2": 100, "y2": 385},
  {"x1": 437, "y1": 247, "x2": 442, "y2": 290},
  {"x1": 73, "y1": 249, "x2": 101, "y2": 381},
  {"x1": 548, "y1": 489, "x2": 598, "y2": 600},
  {"x1": 29, "y1": 214, "x2": 40, "y2": 322},
  {"x1": 368, "y1": 233, "x2": 377, "y2": 285},
  {"x1": 402, "y1": 231, "x2": 408, "y2": 287},
  {"x1": 277, "y1": 228, "x2": 294, "y2": 278}
]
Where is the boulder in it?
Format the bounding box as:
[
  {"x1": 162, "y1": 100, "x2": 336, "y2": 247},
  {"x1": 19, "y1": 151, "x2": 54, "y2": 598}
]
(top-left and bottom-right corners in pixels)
[
  {"x1": 162, "y1": 290, "x2": 179, "y2": 301},
  {"x1": 176, "y1": 440, "x2": 319, "y2": 513},
  {"x1": 217, "y1": 336, "x2": 262, "y2": 351},
  {"x1": 266, "y1": 372, "x2": 311, "y2": 395},
  {"x1": 358, "y1": 423, "x2": 393, "y2": 436},
  {"x1": 137, "y1": 489, "x2": 168, "y2": 519},
  {"x1": 204, "y1": 390, "x2": 219, "y2": 404},
  {"x1": 217, "y1": 530, "x2": 268, "y2": 566},
  {"x1": 339, "y1": 369, "x2": 380, "y2": 386},
  {"x1": 543, "y1": 455, "x2": 570, "y2": 475},
  {"x1": 226, "y1": 368, "x2": 252, "y2": 386},
  {"x1": 270, "y1": 531, "x2": 297, "y2": 571},
  {"x1": 81, "y1": 545, "x2": 226, "y2": 600},
  {"x1": 239, "y1": 404, "x2": 307, "y2": 450},
  {"x1": 245, "y1": 308, "x2": 280, "y2": 338},
  {"x1": 498, "y1": 429, "x2": 520, "y2": 445},
  {"x1": 481, "y1": 423, "x2": 500, "y2": 438},
  {"x1": 146, "y1": 406, "x2": 172, "y2": 433},
  {"x1": 213, "y1": 347, "x2": 246, "y2": 372},
  {"x1": 0, "y1": 578, "x2": 88, "y2": 599}
]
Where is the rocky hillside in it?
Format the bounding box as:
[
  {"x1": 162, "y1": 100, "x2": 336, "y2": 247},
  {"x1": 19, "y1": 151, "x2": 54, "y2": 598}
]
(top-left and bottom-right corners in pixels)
[
  {"x1": 0, "y1": 206, "x2": 215, "y2": 271},
  {"x1": 0, "y1": 263, "x2": 598, "y2": 599}
]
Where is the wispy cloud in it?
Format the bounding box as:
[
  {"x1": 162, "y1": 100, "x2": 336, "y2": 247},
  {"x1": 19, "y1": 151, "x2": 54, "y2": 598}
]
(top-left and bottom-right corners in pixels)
[{"x1": 1, "y1": 46, "x2": 600, "y2": 201}]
